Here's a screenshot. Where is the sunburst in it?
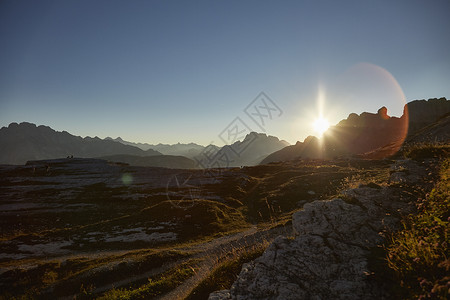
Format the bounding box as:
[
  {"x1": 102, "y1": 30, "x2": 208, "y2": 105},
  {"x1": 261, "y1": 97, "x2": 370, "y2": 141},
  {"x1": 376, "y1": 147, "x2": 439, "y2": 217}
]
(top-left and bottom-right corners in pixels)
[{"x1": 313, "y1": 117, "x2": 329, "y2": 137}]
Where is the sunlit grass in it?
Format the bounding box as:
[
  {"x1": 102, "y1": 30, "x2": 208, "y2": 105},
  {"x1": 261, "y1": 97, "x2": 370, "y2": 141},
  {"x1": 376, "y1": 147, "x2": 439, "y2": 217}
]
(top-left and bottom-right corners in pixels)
[
  {"x1": 97, "y1": 259, "x2": 201, "y2": 300},
  {"x1": 387, "y1": 158, "x2": 449, "y2": 299},
  {"x1": 185, "y1": 242, "x2": 269, "y2": 300},
  {"x1": 402, "y1": 143, "x2": 450, "y2": 160}
]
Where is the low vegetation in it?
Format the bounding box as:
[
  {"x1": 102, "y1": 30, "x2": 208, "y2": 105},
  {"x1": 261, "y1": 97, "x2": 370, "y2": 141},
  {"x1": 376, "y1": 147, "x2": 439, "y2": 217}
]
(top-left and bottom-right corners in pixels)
[
  {"x1": 137, "y1": 199, "x2": 249, "y2": 240},
  {"x1": 97, "y1": 259, "x2": 201, "y2": 300},
  {"x1": 185, "y1": 244, "x2": 268, "y2": 300},
  {"x1": 1, "y1": 151, "x2": 446, "y2": 299},
  {"x1": 387, "y1": 158, "x2": 449, "y2": 299},
  {"x1": 0, "y1": 249, "x2": 191, "y2": 299},
  {"x1": 402, "y1": 143, "x2": 450, "y2": 161}
]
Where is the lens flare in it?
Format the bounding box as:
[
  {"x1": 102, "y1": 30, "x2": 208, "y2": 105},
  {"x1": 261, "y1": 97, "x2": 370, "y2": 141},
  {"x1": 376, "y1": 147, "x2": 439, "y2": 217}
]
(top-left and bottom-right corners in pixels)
[
  {"x1": 121, "y1": 173, "x2": 133, "y2": 185},
  {"x1": 331, "y1": 62, "x2": 407, "y2": 118},
  {"x1": 327, "y1": 62, "x2": 408, "y2": 158}
]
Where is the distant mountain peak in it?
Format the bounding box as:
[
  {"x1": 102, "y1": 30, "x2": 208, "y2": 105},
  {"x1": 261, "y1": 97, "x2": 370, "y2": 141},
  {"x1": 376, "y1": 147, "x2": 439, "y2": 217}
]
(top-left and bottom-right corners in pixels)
[{"x1": 242, "y1": 131, "x2": 286, "y2": 143}]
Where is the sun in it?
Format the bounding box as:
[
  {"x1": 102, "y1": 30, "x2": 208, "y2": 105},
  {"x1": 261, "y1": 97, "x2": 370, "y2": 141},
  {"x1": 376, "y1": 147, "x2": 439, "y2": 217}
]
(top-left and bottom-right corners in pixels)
[{"x1": 313, "y1": 117, "x2": 330, "y2": 137}]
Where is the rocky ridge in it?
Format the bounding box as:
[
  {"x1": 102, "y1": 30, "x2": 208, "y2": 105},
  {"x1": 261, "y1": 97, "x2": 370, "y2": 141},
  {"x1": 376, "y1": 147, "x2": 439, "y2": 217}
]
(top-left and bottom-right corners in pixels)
[
  {"x1": 210, "y1": 159, "x2": 431, "y2": 299},
  {"x1": 261, "y1": 97, "x2": 450, "y2": 164}
]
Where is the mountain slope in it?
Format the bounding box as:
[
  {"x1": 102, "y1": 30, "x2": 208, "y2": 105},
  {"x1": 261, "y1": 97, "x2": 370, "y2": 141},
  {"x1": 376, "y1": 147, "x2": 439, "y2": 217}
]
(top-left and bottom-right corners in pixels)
[
  {"x1": 195, "y1": 132, "x2": 289, "y2": 168},
  {"x1": 260, "y1": 136, "x2": 322, "y2": 164},
  {"x1": 407, "y1": 113, "x2": 450, "y2": 143},
  {"x1": 406, "y1": 97, "x2": 450, "y2": 135},
  {"x1": 105, "y1": 137, "x2": 154, "y2": 151},
  {"x1": 148, "y1": 143, "x2": 205, "y2": 159}
]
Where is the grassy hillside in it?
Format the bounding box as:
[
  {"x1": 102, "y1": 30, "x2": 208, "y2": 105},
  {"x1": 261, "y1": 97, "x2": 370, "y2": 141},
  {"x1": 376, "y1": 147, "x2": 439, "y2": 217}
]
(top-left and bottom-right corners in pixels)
[{"x1": 387, "y1": 156, "x2": 449, "y2": 299}]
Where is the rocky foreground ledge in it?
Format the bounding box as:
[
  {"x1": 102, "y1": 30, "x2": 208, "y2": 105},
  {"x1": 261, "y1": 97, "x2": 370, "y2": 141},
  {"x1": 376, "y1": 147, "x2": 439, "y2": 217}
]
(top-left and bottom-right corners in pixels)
[{"x1": 209, "y1": 160, "x2": 431, "y2": 299}]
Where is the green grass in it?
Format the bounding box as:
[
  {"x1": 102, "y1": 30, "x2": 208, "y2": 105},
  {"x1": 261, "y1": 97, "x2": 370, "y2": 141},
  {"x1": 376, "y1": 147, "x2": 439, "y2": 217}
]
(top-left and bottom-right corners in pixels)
[{"x1": 386, "y1": 158, "x2": 449, "y2": 299}]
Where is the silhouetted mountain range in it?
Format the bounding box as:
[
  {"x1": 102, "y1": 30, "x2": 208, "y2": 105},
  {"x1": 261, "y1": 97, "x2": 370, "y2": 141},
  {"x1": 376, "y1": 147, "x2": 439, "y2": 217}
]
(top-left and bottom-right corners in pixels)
[
  {"x1": 194, "y1": 132, "x2": 289, "y2": 168},
  {"x1": 104, "y1": 137, "x2": 155, "y2": 151},
  {"x1": 261, "y1": 97, "x2": 450, "y2": 164},
  {"x1": 0, "y1": 123, "x2": 160, "y2": 165},
  {"x1": 147, "y1": 143, "x2": 206, "y2": 159},
  {"x1": 105, "y1": 137, "x2": 206, "y2": 159},
  {"x1": 2, "y1": 97, "x2": 447, "y2": 167},
  {"x1": 107, "y1": 132, "x2": 288, "y2": 167}
]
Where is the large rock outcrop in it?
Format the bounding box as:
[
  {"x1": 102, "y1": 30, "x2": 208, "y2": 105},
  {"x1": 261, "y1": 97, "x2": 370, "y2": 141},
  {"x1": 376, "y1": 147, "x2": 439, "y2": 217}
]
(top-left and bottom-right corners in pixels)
[
  {"x1": 324, "y1": 107, "x2": 408, "y2": 157},
  {"x1": 210, "y1": 160, "x2": 426, "y2": 299}
]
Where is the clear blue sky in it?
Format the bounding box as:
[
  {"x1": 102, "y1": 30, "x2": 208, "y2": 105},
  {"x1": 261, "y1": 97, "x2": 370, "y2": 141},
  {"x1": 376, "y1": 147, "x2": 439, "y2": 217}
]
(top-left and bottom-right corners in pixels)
[{"x1": 1, "y1": 0, "x2": 449, "y2": 145}]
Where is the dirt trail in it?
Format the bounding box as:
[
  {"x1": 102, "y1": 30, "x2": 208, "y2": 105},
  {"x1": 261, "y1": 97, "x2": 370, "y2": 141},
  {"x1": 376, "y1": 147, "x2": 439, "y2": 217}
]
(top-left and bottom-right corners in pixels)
[
  {"x1": 158, "y1": 224, "x2": 292, "y2": 300},
  {"x1": 72, "y1": 228, "x2": 260, "y2": 297},
  {"x1": 53, "y1": 224, "x2": 290, "y2": 299}
]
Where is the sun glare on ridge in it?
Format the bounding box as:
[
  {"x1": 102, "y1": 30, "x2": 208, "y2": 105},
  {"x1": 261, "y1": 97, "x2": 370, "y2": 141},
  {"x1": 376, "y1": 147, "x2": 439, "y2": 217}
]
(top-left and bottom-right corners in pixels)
[
  {"x1": 313, "y1": 117, "x2": 330, "y2": 137},
  {"x1": 311, "y1": 85, "x2": 330, "y2": 138}
]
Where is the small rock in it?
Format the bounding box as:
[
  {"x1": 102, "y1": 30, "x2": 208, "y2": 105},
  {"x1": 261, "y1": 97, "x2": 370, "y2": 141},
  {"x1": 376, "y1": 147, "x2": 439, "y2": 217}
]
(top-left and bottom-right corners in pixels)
[{"x1": 208, "y1": 290, "x2": 231, "y2": 300}]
